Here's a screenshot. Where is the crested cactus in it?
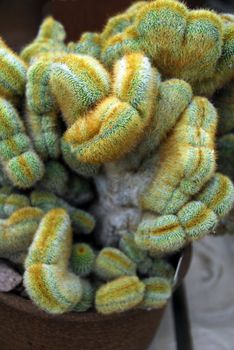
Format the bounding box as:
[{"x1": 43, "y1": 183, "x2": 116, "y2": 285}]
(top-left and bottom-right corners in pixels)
[
  {"x1": 135, "y1": 173, "x2": 234, "y2": 253},
  {"x1": 0, "y1": 207, "x2": 43, "y2": 258},
  {"x1": 140, "y1": 277, "x2": 172, "y2": 309},
  {"x1": 101, "y1": 0, "x2": 234, "y2": 97},
  {"x1": 0, "y1": 1, "x2": 233, "y2": 317},
  {"x1": 24, "y1": 209, "x2": 83, "y2": 314},
  {"x1": 21, "y1": 17, "x2": 66, "y2": 63},
  {"x1": 95, "y1": 276, "x2": 145, "y2": 315},
  {"x1": 0, "y1": 98, "x2": 44, "y2": 188},
  {"x1": 95, "y1": 247, "x2": 136, "y2": 280},
  {"x1": 0, "y1": 189, "x2": 30, "y2": 218},
  {"x1": 68, "y1": 32, "x2": 101, "y2": 59},
  {"x1": 0, "y1": 38, "x2": 27, "y2": 99}
]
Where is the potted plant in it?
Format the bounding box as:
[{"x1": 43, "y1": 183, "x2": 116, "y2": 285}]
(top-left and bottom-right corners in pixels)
[{"x1": 0, "y1": 1, "x2": 233, "y2": 349}]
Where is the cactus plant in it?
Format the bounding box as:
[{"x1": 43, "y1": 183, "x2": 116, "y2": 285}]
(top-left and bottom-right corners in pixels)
[
  {"x1": 95, "y1": 247, "x2": 137, "y2": 280},
  {"x1": 95, "y1": 276, "x2": 145, "y2": 315},
  {"x1": 140, "y1": 277, "x2": 172, "y2": 309},
  {"x1": 24, "y1": 209, "x2": 83, "y2": 314},
  {"x1": 71, "y1": 243, "x2": 95, "y2": 277},
  {"x1": 0, "y1": 0, "x2": 233, "y2": 317}
]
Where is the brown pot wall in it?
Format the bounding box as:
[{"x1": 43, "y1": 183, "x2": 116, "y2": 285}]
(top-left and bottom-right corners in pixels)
[{"x1": 0, "y1": 245, "x2": 192, "y2": 350}]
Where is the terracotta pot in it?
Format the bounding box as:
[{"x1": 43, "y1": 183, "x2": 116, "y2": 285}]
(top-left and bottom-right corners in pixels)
[{"x1": 0, "y1": 245, "x2": 192, "y2": 350}]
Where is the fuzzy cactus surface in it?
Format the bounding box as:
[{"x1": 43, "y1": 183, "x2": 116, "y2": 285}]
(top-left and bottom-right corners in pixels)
[{"x1": 0, "y1": 0, "x2": 233, "y2": 316}]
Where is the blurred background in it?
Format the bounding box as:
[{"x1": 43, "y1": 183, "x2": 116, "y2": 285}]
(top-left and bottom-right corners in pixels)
[{"x1": 0, "y1": 0, "x2": 233, "y2": 51}]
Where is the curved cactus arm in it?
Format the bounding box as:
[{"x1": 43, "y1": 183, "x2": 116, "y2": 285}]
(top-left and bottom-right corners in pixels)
[
  {"x1": 152, "y1": 79, "x2": 193, "y2": 147},
  {"x1": 196, "y1": 14, "x2": 234, "y2": 96},
  {"x1": 50, "y1": 54, "x2": 110, "y2": 127},
  {"x1": 100, "y1": 2, "x2": 147, "y2": 44},
  {"x1": 140, "y1": 276, "x2": 172, "y2": 310},
  {"x1": 100, "y1": 1, "x2": 147, "y2": 65},
  {"x1": 101, "y1": 0, "x2": 234, "y2": 96},
  {"x1": 0, "y1": 98, "x2": 45, "y2": 188},
  {"x1": 142, "y1": 97, "x2": 217, "y2": 215},
  {"x1": 101, "y1": 14, "x2": 133, "y2": 43},
  {"x1": 26, "y1": 110, "x2": 61, "y2": 160},
  {"x1": 0, "y1": 207, "x2": 43, "y2": 258},
  {"x1": 26, "y1": 56, "x2": 62, "y2": 160},
  {"x1": 30, "y1": 190, "x2": 95, "y2": 234},
  {"x1": 68, "y1": 32, "x2": 101, "y2": 59},
  {"x1": 24, "y1": 208, "x2": 83, "y2": 314},
  {"x1": 95, "y1": 276, "x2": 145, "y2": 315},
  {"x1": 62, "y1": 53, "x2": 160, "y2": 166},
  {"x1": 0, "y1": 38, "x2": 27, "y2": 100},
  {"x1": 20, "y1": 17, "x2": 66, "y2": 63},
  {"x1": 136, "y1": 2, "x2": 222, "y2": 82},
  {"x1": 135, "y1": 173, "x2": 234, "y2": 254},
  {"x1": 0, "y1": 188, "x2": 30, "y2": 218},
  {"x1": 94, "y1": 247, "x2": 136, "y2": 281},
  {"x1": 101, "y1": 26, "x2": 141, "y2": 70},
  {"x1": 119, "y1": 78, "x2": 193, "y2": 169}
]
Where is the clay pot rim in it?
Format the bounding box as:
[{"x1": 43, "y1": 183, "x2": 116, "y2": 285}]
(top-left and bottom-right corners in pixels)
[
  {"x1": 0, "y1": 244, "x2": 192, "y2": 323},
  {"x1": 0, "y1": 292, "x2": 146, "y2": 323}
]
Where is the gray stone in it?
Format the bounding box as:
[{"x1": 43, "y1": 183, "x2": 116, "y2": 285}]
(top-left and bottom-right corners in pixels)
[{"x1": 0, "y1": 260, "x2": 22, "y2": 292}]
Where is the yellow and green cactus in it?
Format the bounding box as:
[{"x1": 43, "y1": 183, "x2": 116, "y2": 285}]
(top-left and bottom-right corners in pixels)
[
  {"x1": 0, "y1": 38, "x2": 27, "y2": 100},
  {"x1": 95, "y1": 247, "x2": 136, "y2": 281},
  {"x1": 101, "y1": 0, "x2": 234, "y2": 97},
  {"x1": 24, "y1": 208, "x2": 83, "y2": 314},
  {"x1": 140, "y1": 277, "x2": 172, "y2": 309},
  {"x1": 0, "y1": 98, "x2": 44, "y2": 188},
  {"x1": 21, "y1": 17, "x2": 66, "y2": 63},
  {"x1": 136, "y1": 173, "x2": 234, "y2": 253},
  {"x1": 0, "y1": 207, "x2": 43, "y2": 258},
  {"x1": 95, "y1": 276, "x2": 145, "y2": 315},
  {"x1": 0, "y1": 1, "x2": 233, "y2": 317},
  {"x1": 68, "y1": 32, "x2": 101, "y2": 59},
  {"x1": 70, "y1": 243, "x2": 95, "y2": 277},
  {"x1": 62, "y1": 53, "x2": 160, "y2": 168},
  {"x1": 0, "y1": 188, "x2": 30, "y2": 218},
  {"x1": 142, "y1": 97, "x2": 217, "y2": 215},
  {"x1": 119, "y1": 232, "x2": 147, "y2": 265}
]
